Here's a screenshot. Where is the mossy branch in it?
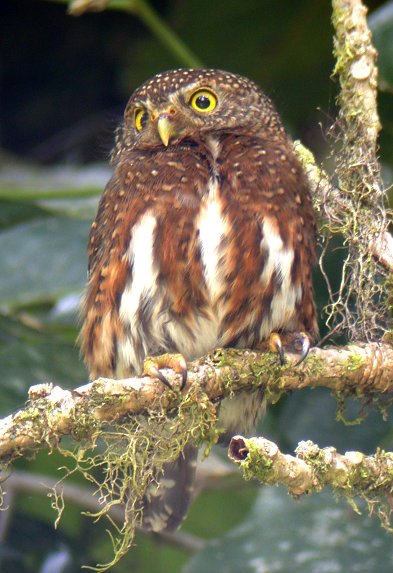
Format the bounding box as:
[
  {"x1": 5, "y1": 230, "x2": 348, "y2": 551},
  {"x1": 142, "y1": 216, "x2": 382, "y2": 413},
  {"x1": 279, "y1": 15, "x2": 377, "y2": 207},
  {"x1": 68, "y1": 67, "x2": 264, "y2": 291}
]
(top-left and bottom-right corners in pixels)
[
  {"x1": 332, "y1": 0, "x2": 381, "y2": 151},
  {"x1": 0, "y1": 342, "x2": 392, "y2": 463},
  {"x1": 229, "y1": 435, "x2": 393, "y2": 530},
  {"x1": 318, "y1": 0, "x2": 392, "y2": 340},
  {"x1": 293, "y1": 141, "x2": 393, "y2": 274}
]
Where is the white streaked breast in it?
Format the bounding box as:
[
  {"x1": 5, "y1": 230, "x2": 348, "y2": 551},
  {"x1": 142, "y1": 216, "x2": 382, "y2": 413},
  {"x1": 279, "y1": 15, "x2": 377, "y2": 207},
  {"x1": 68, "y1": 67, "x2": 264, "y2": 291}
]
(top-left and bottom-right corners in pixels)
[
  {"x1": 197, "y1": 178, "x2": 227, "y2": 302},
  {"x1": 119, "y1": 212, "x2": 157, "y2": 327},
  {"x1": 166, "y1": 313, "x2": 221, "y2": 361},
  {"x1": 117, "y1": 212, "x2": 158, "y2": 373},
  {"x1": 259, "y1": 217, "x2": 301, "y2": 337},
  {"x1": 116, "y1": 205, "x2": 228, "y2": 373},
  {"x1": 260, "y1": 218, "x2": 285, "y2": 284}
]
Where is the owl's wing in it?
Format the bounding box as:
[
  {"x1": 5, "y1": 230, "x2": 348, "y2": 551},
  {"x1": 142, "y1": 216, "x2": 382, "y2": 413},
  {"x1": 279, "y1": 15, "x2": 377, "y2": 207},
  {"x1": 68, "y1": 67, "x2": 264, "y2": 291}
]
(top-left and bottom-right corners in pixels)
[
  {"x1": 79, "y1": 145, "x2": 211, "y2": 533},
  {"x1": 216, "y1": 133, "x2": 318, "y2": 342},
  {"x1": 79, "y1": 146, "x2": 211, "y2": 379}
]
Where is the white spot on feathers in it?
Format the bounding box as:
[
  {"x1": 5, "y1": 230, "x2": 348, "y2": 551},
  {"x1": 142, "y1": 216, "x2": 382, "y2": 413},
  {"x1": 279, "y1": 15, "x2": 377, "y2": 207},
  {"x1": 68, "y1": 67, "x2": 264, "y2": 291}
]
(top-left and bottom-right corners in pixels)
[
  {"x1": 197, "y1": 178, "x2": 227, "y2": 302},
  {"x1": 259, "y1": 218, "x2": 300, "y2": 338}
]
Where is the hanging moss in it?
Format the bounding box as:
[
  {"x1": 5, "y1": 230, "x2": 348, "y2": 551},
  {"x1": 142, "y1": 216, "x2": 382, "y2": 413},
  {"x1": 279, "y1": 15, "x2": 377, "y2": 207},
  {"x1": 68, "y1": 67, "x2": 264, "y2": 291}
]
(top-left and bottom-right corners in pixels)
[{"x1": 50, "y1": 383, "x2": 218, "y2": 571}]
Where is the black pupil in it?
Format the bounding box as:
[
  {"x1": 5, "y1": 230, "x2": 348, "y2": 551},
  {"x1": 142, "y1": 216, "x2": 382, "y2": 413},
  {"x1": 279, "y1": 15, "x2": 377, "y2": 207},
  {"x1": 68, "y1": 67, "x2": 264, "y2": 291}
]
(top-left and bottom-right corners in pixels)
[
  {"x1": 140, "y1": 111, "x2": 148, "y2": 128},
  {"x1": 196, "y1": 95, "x2": 211, "y2": 109}
]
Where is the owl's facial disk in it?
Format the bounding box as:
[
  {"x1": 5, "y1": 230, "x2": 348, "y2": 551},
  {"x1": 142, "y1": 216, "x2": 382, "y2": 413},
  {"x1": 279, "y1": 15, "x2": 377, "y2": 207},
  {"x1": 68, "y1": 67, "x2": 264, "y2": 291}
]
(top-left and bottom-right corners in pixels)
[
  {"x1": 121, "y1": 69, "x2": 276, "y2": 150},
  {"x1": 132, "y1": 87, "x2": 219, "y2": 147}
]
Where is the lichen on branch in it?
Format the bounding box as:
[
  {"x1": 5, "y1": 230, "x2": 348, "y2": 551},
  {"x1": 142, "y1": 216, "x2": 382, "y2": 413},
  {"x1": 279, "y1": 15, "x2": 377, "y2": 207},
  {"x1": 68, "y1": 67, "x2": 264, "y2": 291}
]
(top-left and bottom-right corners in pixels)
[
  {"x1": 294, "y1": 141, "x2": 393, "y2": 275},
  {"x1": 1, "y1": 379, "x2": 218, "y2": 571},
  {"x1": 229, "y1": 435, "x2": 393, "y2": 531},
  {"x1": 0, "y1": 335, "x2": 391, "y2": 569},
  {"x1": 320, "y1": 0, "x2": 392, "y2": 341},
  {"x1": 1, "y1": 343, "x2": 392, "y2": 464},
  {"x1": 0, "y1": 341, "x2": 391, "y2": 568}
]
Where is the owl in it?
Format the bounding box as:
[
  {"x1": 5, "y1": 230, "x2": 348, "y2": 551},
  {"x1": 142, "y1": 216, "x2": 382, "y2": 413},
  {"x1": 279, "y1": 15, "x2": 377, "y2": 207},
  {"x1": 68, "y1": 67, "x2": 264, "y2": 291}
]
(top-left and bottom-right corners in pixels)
[{"x1": 79, "y1": 68, "x2": 318, "y2": 533}]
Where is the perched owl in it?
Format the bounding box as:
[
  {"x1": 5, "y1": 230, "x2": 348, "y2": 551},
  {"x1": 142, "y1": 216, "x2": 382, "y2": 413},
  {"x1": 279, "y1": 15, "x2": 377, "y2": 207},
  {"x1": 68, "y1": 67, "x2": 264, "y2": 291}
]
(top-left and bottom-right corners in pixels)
[{"x1": 79, "y1": 68, "x2": 318, "y2": 533}]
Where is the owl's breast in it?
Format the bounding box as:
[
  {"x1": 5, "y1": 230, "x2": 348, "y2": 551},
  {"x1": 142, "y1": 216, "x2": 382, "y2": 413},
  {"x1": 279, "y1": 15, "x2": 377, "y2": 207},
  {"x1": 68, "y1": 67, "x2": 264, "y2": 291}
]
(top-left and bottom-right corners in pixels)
[
  {"x1": 116, "y1": 201, "x2": 298, "y2": 376},
  {"x1": 110, "y1": 135, "x2": 316, "y2": 376},
  {"x1": 194, "y1": 174, "x2": 302, "y2": 349}
]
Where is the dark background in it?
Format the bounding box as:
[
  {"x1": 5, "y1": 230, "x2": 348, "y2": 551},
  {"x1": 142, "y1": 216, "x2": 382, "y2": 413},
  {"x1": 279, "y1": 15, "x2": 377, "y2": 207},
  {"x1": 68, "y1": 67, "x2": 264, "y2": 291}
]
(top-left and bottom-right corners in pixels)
[{"x1": 1, "y1": 0, "x2": 337, "y2": 162}]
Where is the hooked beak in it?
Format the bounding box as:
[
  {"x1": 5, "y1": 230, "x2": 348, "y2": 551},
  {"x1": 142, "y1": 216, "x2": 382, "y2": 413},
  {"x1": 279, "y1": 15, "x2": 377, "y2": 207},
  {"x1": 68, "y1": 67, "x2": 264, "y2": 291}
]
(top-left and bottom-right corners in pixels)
[{"x1": 157, "y1": 114, "x2": 177, "y2": 147}]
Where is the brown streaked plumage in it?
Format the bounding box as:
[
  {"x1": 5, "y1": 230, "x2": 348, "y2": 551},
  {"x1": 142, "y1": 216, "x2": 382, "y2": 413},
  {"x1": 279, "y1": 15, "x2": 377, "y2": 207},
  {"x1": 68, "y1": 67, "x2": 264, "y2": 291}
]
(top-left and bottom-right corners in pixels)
[{"x1": 79, "y1": 68, "x2": 318, "y2": 532}]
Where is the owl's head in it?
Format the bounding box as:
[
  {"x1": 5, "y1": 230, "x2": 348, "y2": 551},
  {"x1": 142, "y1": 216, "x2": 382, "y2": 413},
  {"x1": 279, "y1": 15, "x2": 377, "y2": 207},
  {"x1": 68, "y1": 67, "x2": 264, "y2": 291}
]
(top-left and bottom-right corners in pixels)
[{"x1": 115, "y1": 69, "x2": 283, "y2": 153}]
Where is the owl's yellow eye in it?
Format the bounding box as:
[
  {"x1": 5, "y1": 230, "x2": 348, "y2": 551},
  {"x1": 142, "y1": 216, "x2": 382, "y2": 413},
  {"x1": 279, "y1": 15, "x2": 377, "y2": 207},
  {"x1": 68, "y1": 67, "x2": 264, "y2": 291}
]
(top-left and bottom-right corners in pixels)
[
  {"x1": 134, "y1": 108, "x2": 148, "y2": 132},
  {"x1": 189, "y1": 89, "x2": 217, "y2": 113}
]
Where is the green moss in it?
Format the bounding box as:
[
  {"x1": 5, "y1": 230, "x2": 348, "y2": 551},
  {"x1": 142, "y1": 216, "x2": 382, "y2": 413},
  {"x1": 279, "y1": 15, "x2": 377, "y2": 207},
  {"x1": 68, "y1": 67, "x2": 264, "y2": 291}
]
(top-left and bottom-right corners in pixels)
[
  {"x1": 49, "y1": 382, "x2": 218, "y2": 571},
  {"x1": 385, "y1": 274, "x2": 393, "y2": 318},
  {"x1": 304, "y1": 446, "x2": 330, "y2": 475},
  {"x1": 15, "y1": 399, "x2": 63, "y2": 453},
  {"x1": 341, "y1": 352, "x2": 366, "y2": 372},
  {"x1": 250, "y1": 354, "x2": 283, "y2": 403},
  {"x1": 69, "y1": 405, "x2": 99, "y2": 442},
  {"x1": 334, "y1": 350, "x2": 384, "y2": 425},
  {"x1": 209, "y1": 347, "x2": 235, "y2": 367},
  {"x1": 334, "y1": 390, "x2": 367, "y2": 426},
  {"x1": 240, "y1": 439, "x2": 274, "y2": 482},
  {"x1": 303, "y1": 353, "x2": 326, "y2": 378},
  {"x1": 208, "y1": 348, "x2": 286, "y2": 404}
]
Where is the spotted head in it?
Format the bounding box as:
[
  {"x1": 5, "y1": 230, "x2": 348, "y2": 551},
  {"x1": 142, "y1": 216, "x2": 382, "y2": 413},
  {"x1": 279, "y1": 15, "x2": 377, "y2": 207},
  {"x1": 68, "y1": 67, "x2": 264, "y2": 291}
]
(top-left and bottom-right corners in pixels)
[{"x1": 113, "y1": 68, "x2": 284, "y2": 157}]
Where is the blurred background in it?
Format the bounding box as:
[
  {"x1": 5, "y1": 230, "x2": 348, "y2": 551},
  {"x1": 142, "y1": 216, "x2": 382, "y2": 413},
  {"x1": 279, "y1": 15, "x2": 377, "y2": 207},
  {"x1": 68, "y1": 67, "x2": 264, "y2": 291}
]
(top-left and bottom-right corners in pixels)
[{"x1": 0, "y1": 1, "x2": 393, "y2": 572}]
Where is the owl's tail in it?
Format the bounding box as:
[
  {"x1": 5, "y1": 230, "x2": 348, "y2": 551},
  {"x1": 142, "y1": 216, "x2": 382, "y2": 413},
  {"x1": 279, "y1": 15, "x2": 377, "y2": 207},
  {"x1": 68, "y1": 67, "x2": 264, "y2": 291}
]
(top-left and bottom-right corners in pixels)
[{"x1": 140, "y1": 443, "x2": 198, "y2": 532}]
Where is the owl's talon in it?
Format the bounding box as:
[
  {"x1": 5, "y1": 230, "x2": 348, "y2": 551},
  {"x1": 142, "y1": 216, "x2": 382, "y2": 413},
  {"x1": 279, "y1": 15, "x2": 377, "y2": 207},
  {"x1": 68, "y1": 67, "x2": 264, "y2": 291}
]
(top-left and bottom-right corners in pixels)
[
  {"x1": 179, "y1": 363, "x2": 188, "y2": 391},
  {"x1": 267, "y1": 331, "x2": 312, "y2": 366},
  {"x1": 268, "y1": 332, "x2": 286, "y2": 365},
  {"x1": 293, "y1": 332, "x2": 311, "y2": 366},
  {"x1": 150, "y1": 367, "x2": 173, "y2": 390},
  {"x1": 143, "y1": 353, "x2": 188, "y2": 391}
]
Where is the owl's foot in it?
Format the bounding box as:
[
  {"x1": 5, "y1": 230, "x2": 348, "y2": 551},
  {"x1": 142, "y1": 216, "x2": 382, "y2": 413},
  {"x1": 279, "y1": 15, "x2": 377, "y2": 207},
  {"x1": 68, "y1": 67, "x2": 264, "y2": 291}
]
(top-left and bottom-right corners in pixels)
[
  {"x1": 143, "y1": 353, "x2": 188, "y2": 391},
  {"x1": 268, "y1": 331, "x2": 311, "y2": 366}
]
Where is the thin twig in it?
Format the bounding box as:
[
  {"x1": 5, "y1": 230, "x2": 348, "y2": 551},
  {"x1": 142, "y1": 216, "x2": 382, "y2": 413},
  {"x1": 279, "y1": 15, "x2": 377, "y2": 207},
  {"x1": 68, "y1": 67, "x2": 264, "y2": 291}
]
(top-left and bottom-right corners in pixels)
[
  {"x1": 60, "y1": 0, "x2": 204, "y2": 67},
  {"x1": 294, "y1": 141, "x2": 393, "y2": 273}
]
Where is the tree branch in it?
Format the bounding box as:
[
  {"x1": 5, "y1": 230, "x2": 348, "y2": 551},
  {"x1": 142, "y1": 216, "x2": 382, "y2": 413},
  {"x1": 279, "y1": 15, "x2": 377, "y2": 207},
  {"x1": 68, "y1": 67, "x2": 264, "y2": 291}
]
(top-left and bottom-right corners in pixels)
[
  {"x1": 324, "y1": 0, "x2": 391, "y2": 340},
  {"x1": 332, "y1": 0, "x2": 381, "y2": 151},
  {"x1": 0, "y1": 342, "x2": 392, "y2": 463},
  {"x1": 228, "y1": 435, "x2": 393, "y2": 526},
  {"x1": 294, "y1": 141, "x2": 393, "y2": 274}
]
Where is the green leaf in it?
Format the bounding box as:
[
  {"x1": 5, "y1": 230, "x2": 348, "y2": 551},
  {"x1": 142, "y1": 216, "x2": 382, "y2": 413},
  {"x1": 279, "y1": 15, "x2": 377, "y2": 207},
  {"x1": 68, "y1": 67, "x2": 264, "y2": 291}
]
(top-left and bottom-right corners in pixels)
[
  {"x1": 0, "y1": 163, "x2": 105, "y2": 220},
  {"x1": 184, "y1": 487, "x2": 393, "y2": 573},
  {"x1": 0, "y1": 316, "x2": 86, "y2": 414},
  {"x1": 0, "y1": 217, "x2": 89, "y2": 309}
]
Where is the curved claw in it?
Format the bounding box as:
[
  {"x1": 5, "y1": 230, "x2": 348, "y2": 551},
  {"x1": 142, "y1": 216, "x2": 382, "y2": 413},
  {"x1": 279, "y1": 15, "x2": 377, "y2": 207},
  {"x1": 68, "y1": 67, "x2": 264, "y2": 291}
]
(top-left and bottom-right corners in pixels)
[
  {"x1": 143, "y1": 353, "x2": 188, "y2": 391},
  {"x1": 179, "y1": 361, "x2": 188, "y2": 391},
  {"x1": 293, "y1": 333, "x2": 311, "y2": 366},
  {"x1": 269, "y1": 332, "x2": 286, "y2": 365},
  {"x1": 268, "y1": 331, "x2": 311, "y2": 367},
  {"x1": 145, "y1": 363, "x2": 173, "y2": 390}
]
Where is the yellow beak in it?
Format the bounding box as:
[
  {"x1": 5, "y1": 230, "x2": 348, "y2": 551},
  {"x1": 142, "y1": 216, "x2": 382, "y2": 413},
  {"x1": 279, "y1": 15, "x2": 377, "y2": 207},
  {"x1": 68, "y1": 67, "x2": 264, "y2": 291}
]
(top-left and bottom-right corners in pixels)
[{"x1": 157, "y1": 115, "x2": 177, "y2": 147}]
